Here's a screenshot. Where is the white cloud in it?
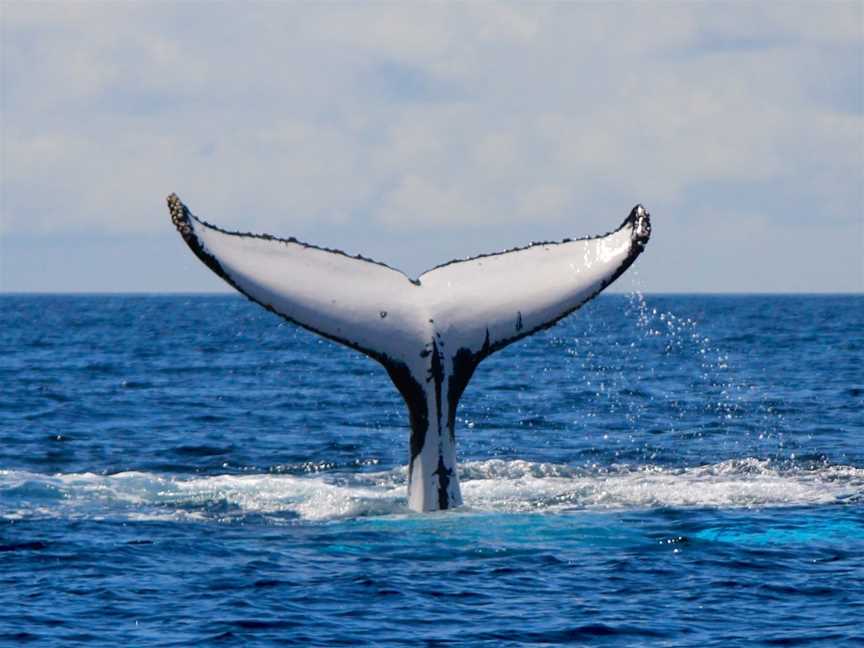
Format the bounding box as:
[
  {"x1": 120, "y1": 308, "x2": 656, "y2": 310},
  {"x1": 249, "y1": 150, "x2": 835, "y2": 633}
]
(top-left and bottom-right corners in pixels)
[{"x1": 1, "y1": 1, "x2": 861, "y2": 291}]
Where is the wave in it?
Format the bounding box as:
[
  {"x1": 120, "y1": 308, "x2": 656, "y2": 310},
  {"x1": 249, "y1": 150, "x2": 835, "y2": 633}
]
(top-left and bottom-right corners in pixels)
[{"x1": 1, "y1": 458, "x2": 861, "y2": 523}]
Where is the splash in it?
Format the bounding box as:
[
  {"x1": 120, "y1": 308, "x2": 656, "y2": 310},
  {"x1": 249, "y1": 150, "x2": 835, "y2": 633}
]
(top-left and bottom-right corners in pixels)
[
  {"x1": 2, "y1": 459, "x2": 860, "y2": 523},
  {"x1": 546, "y1": 291, "x2": 793, "y2": 464}
]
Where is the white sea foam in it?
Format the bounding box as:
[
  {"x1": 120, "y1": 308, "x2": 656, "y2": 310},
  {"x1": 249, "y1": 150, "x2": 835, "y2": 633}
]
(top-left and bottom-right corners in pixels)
[
  {"x1": 458, "y1": 458, "x2": 864, "y2": 513},
  {"x1": 1, "y1": 458, "x2": 861, "y2": 523}
]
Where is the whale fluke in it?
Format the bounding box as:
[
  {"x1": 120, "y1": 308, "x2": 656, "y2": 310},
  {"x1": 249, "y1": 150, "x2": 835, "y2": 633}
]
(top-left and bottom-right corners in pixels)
[{"x1": 166, "y1": 194, "x2": 651, "y2": 512}]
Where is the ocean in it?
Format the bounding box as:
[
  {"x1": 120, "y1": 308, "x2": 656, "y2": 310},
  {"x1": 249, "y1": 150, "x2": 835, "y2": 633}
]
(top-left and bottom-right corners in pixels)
[{"x1": 1, "y1": 293, "x2": 862, "y2": 646}]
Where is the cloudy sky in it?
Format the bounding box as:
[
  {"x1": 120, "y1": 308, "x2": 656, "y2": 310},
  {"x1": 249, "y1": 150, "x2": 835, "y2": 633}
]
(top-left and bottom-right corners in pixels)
[{"x1": 2, "y1": 2, "x2": 861, "y2": 293}]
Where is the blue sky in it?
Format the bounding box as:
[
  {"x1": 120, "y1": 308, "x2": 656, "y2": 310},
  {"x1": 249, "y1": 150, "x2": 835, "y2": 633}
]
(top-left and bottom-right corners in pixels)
[{"x1": 1, "y1": 2, "x2": 862, "y2": 293}]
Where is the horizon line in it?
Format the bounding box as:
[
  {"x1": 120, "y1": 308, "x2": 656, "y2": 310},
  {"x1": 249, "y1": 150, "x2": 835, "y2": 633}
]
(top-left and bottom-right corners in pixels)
[{"x1": 1, "y1": 290, "x2": 862, "y2": 297}]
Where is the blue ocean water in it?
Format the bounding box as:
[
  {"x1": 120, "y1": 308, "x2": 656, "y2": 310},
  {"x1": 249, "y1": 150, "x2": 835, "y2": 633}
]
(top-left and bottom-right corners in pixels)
[{"x1": 1, "y1": 293, "x2": 862, "y2": 646}]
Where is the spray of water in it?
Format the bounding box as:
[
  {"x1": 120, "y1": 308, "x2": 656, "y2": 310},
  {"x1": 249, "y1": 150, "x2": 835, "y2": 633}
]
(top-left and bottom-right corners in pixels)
[{"x1": 547, "y1": 282, "x2": 795, "y2": 467}]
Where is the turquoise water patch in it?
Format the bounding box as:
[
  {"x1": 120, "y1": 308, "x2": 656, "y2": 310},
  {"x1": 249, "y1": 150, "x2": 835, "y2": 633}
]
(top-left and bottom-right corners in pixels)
[{"x1": 695, "y1": 514, "x2": 863, "y2": 546}]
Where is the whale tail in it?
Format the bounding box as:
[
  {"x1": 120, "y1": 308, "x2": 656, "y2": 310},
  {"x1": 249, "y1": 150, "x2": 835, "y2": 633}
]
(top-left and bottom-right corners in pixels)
[{"x1": 166, "y1": 194, "x2": 651, "y2": 511}]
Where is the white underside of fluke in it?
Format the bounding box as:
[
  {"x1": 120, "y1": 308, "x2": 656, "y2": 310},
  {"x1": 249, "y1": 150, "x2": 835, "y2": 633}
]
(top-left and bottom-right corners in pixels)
[{"x1": 166, "y1": 194, "x2": 651, "y2": 512}]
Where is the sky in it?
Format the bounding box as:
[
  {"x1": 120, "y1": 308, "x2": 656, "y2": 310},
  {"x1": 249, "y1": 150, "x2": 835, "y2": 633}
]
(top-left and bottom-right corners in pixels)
[{"x1": 1, "y1": 2, "x2": 862, "y2": 293}]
